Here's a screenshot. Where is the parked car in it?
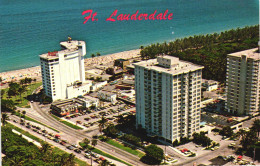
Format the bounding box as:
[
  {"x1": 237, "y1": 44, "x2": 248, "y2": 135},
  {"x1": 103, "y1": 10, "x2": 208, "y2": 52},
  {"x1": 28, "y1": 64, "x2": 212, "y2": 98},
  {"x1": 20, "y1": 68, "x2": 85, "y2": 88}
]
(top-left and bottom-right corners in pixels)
[
  {"x1": 53, "y1": 138, "x2": 60, "y2": 143},
  {"x1": 67, "y1": 146, "x2": 74, "y2": 150},
  {"x1": 94, "y1": 159, "x2": 101, "y2": 164},
  {"x1": 72, "y1": 144, "x2": 78, "y2": 148},
  {"x1": 84, "y1": 153, "x2": 91, "y2": 159},
  {"x1": 60, "y1": 141, "x2": 66, "y2": 146},
  {"x1": 74, "y1": 149, "x2": 81, "y2": 153},
  {"x1": 13, "y1": 120, "x2": 18, "y2": 123},
  {"x1": 91, "y1": 153, "x2": 99, "y2": 158}
]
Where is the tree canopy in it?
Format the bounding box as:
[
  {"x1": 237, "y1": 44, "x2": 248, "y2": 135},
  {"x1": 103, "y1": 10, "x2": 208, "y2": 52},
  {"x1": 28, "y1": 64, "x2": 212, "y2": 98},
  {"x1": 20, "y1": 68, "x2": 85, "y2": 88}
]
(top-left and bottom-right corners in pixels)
[
  {"x1": 142, "y1": 144, "x2": 164, "y2": 165},
  {"x1": 140, "y1": 25, "x2": 259, "y2": 83}
]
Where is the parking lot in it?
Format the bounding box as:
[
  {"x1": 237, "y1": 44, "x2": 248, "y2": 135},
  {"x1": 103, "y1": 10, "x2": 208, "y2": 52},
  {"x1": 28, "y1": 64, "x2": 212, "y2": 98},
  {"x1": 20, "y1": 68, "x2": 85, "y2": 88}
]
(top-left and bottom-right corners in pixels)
[{"x1": 61, "y1": 101, "x2": 136, "y2": 129}]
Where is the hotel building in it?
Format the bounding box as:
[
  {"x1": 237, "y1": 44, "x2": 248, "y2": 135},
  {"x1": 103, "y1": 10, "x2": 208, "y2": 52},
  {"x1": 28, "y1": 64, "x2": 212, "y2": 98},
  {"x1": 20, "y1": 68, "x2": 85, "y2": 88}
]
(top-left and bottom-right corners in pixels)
[
  {"x1": 134, "y1": 56, "x2": 204, "y2": 143},
  {"x1": 225, "y1": 48, "x2": 260, "y2": 116},
  {"x1": 40, "y1": 39, "x2": 92, "y2": 101}
]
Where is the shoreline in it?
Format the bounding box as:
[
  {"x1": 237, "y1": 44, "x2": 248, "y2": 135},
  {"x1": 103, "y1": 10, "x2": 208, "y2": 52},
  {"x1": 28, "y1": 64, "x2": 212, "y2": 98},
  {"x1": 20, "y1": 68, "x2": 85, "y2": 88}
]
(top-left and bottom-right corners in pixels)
[{"x1": 0, "y1": 49, "x2": 141, "y2": 83}]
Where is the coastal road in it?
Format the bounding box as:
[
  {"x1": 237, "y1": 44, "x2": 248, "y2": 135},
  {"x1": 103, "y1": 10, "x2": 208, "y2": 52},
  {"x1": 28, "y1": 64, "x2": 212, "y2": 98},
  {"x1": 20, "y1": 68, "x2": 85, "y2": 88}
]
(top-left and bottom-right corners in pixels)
[{"x1": 31, "y1": 102, "x2": 145, "y2": 166}]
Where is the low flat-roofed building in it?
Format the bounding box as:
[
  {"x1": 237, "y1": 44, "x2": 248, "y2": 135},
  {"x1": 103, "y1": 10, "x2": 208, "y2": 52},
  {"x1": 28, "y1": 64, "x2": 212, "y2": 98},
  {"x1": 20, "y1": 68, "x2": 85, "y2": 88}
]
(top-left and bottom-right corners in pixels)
[
  {"x1": 51, "y1": 98, "x2": 84, "y2": 116},
  {"x1": 97, "y1": 91, "x2": 117, "y2": 103},
  {"x1": 120, "y1": 89, "x2": 135, "y2": 99},
  {"x1": 85, "y1": 69, "x2": 112, "y2": 81},
  {"x1": 66, "y1": 80, "x2": 92, "y2": 99},
  {"x1": 114, "y1": 59, "x2": 130, "y2": 72},
  {"x1": 91, "y1": 81, "x2": 108, "y2": 92},
  {"x1": 202, "y1": 79, "x2": 218, "y2": 91},
  {"x1": 80, "y1": 95, "x2": 99, "y2": 108}
]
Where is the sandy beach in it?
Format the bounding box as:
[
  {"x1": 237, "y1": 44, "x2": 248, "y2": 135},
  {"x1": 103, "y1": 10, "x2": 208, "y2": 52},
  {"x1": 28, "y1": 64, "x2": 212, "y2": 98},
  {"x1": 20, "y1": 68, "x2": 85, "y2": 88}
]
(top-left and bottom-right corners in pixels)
[{"x1": 0, "y1": 49, "x2": 140, "y2": 85}]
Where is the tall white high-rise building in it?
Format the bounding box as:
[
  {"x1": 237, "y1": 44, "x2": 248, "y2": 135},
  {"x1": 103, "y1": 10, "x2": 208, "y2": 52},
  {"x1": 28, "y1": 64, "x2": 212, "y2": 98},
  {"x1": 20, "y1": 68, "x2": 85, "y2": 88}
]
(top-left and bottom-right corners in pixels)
[
  {"x1": 225, "y1": 48, "x2": 260, "y2": 116},
  {"x1": 40, "y1": 39, "x2": 92, "y2": 101},
  {"x1": 134, "y1": 56, "x2": 204, "y2": 143}
]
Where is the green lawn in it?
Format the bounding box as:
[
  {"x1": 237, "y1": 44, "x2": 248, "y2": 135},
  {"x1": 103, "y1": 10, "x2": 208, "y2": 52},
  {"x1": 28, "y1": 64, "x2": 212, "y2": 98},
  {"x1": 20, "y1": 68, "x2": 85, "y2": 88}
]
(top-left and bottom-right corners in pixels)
[
  {"x1": 50, "y1": 114, "x2": 83, "y2": 130},
  {"x1": 2, "y1": 82, "x2": 42, "y2": 107},
  {"x1": 15, "y1": 112, "x2": 59, "y2": 133},
  {"x1": 79, "y1": 142, "x2": 132, "y2": 166},
  {"x1": 6, "y1": 123, "x2": 44, "y2": 144},
  {"x1": 5, "y1": 123, "x2": 88, "y2": 166},
  {"x1": 106, "y1": 139, "x2": 145, "y2": 158}
]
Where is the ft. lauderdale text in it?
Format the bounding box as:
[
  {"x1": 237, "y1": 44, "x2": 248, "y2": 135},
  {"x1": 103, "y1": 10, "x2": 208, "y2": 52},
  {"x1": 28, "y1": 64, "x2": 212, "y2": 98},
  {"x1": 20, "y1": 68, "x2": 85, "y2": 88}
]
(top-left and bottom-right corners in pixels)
[{"x1": 82, "y1": 9, "x2": 173, "y2": 23}]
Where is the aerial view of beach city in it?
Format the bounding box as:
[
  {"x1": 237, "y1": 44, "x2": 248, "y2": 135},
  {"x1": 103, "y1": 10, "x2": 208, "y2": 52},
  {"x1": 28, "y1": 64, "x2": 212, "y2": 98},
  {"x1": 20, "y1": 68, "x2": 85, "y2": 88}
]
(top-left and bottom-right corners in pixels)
[{"x1": 1, "y1": 0, "x2": 260, "y2": 165}]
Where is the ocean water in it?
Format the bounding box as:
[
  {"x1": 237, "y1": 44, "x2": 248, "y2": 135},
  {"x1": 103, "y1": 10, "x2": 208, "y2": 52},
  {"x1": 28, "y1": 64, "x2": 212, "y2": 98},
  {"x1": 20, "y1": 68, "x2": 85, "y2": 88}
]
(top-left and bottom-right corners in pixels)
[{"x1": 0, "y1": 0, "x2": 258, "y2": 73}]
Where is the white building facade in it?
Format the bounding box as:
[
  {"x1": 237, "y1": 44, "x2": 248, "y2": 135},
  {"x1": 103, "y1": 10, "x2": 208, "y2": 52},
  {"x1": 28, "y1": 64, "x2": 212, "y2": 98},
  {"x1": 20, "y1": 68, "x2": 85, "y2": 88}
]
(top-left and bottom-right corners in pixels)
[
  {"x1": 40, "y1": 40, "x2": 87, "y2": 101},
  {"x1": 225, "y1": 48, "x2": 260, "y2": 116},
  {"x1": 134, "y1": 56, "x2": 203, "y2": 143},
  {"x1": 97, "y1": 91, "x2": 117, "y2": 104}
]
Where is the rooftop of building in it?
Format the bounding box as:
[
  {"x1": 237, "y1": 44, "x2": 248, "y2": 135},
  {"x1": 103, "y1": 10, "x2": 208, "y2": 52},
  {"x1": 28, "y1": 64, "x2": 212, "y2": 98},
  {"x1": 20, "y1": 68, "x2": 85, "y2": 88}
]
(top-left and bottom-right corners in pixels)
[
  {"x1": 202, "y1": 79, "x2": 218, "y2": 84},
  {"x1": 98, "y1": 90, "x2": 116, "y2": 96},
  {"x1": 39, "y1": 40, "x2": 85, "y2": 60},
  {"x1": 67, "y1": 80, "x2": 92, "y2": 88},
  {"x1": 81, "y1": 95, "x2": 99, "y2": 101},
  {"x1": 115, "y1": 58, "x2": 128, "y2": 62},
  {"x1": 133, "y1": 56, "x2": 204, "y2": 75},
  {"x1": 228, "y1": 48, "x2": 259, "y2": 60}
]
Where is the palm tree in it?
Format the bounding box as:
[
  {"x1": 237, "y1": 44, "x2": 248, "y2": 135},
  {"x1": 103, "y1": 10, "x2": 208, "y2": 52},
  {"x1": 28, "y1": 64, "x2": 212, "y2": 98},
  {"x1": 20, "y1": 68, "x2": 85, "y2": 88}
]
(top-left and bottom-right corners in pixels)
[
  {"x1": 17, "y1": 110, "x2": 22, "y2": 122},
  {"x1": 98, "y1": 116, "x2": 107, "y2": 135},
  {"x1": 82, "y1": 138, "x2": 90, "y2": 150},
  {"x1": 66, "y1": 153, "x2": 76, "y2": 165},
  {"x1": 251, "y1": 119, "x2": 260, "y2": 137},
  {"x1": 40, "y1": 142, "x2": 52, "y2": 161},
  {"x1": 1, "y1": 89, "x2": 5, "y2": 97},
  {"x1": 100, "y1": 160, "x2": 109, "y2": 166},
  {"x1": 91, "y1": 54, "x2": 95, "y2": 58},
  {"x1": 18, "y1": 86, "x2": 26, "y2": 103},
  {"x1": 91, "y1": 139, "x2": 98, "y2": 147},
  {"x1": 96, "y1": 52, "x2": 101, "y2": 57},
  {"x1": 22, "y1": 110, "x2": 26, "y2": 119},
  {"x1": 41, "y1": 142, "x2": 52, "y2": 154},
  {"x1": 1, "y1": 113, "x2": 9, "y2": 126}
]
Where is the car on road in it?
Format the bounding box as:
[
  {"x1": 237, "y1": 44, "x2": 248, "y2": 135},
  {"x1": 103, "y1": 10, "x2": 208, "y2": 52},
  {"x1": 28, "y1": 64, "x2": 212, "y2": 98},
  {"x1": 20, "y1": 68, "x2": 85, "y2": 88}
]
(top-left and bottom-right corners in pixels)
[
  {"x1": 13, "y1": 120, "x2": 18, "y2": 123},
  {"x1": 76, "y1": 120, "x2": 82, "y2": 124},
  {"x1": 84, "y1": 153, "x2": 91, "y2": 158},
  {"x1": 72, "y1": 144, "x2": 78, "y2": 148},
  {"x1": 74, "y1": 149, "x2": 81, "y2": 153},
  {"x1": 59, "y1": 141, "x2": 66, "y2": 146},
  {"x1": 48, "y1": 133, "x2": 54, "y2": 137},
  {"x1": 26, "y1": 125, "x2": 31, "y2": 129},
  {"x1": 32, "y1": 129, "x2": 37, "y2": 132},
  {"x1": 91, "y1": 153, "x2": 99, "y2": 158},
  {"x1": 94, "y1": 159, "x2": 101, "y2": 164},
  {"x1": 67, "y1": 146, "x2": 74, "y2": 150},
  {"x1": 53, "y1": 138, "x2": 60, "y2": 143}
]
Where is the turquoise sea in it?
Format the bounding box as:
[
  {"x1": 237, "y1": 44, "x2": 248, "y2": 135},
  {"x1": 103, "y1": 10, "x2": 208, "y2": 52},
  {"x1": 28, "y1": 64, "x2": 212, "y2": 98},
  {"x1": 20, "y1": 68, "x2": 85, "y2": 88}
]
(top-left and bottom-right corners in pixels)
[{"x1": 0, "y1": 0, "x2": 259, "y2": 73}]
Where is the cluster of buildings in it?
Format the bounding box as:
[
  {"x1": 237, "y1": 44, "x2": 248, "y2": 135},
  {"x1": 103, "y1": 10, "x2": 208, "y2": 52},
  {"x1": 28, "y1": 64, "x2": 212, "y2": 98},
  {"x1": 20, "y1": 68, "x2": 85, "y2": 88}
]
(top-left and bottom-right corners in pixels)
[{"x1": 39, "y1": 38, "x2": 259, "y2": 143}]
